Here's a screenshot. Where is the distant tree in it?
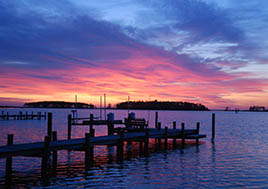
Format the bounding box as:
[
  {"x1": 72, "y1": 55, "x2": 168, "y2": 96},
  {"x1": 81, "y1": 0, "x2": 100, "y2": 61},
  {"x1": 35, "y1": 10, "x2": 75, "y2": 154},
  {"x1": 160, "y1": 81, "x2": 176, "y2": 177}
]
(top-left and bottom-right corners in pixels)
[
  {"x1": 116, "y1": 100, "x2": 209, "y2": 111},
  {"x1": 249, "y1": 106, "x2": 265, "y2": 111},
  {"x1": 24, "y1": 101, "x2": 94, "y2": 109}
]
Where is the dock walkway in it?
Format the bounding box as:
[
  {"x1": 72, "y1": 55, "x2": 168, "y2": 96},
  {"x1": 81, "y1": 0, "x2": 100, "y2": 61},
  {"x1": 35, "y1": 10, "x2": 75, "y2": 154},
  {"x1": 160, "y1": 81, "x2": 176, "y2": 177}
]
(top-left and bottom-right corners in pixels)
[{"x1": 0, "y1": 128, "x2": 206, "y2": 158}]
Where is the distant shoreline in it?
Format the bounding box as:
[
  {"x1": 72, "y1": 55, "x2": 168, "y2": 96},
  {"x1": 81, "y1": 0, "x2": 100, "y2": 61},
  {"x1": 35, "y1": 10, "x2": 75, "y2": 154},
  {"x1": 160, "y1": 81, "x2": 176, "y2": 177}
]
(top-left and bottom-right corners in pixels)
[{"x1": 0, "y1": 106, "x2": 267, "y2": 112}]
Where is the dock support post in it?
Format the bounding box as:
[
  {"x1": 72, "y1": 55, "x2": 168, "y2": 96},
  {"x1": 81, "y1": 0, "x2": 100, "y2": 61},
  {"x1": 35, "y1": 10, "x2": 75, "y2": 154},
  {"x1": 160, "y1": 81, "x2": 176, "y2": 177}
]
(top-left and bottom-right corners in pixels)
[
  {"x1": 52, "y1": 131, "x2": 57, "y2": 171},
  {"x1": 173, "y1": 121, "x2": 177, "y2": 147},
  {"x1": 139, "y1": 140, "x2": 143, "y2": 155},
  {"x1": 155, "y1": 112, "x2": 158, "y2": 128},
  {"x1": 19, "y1": 112, "x2": 22, "y2": 120},
  {"x1": 164, "y1": 127, "x2": 168, "y2": 150},
  {"x1": 44, "y1": 112, "x2": 47, "y2": 120},
  {"x1": 85, "y1": 133, "x2": 93, "y2": 167},
  {"x1": 212, "y1": 113, "x2": 215, "y2": 140},
  {"x1": 90, "y1": 128, "x2": 95, "y2": 137},
  {"x1": 181, "y1": 123, "x2": 185, "y2": 147},
  {"x1": 108, "y1": 122, "x2": 114, "y2": 136},
  {"x1": 157, "y1": 122, "x2": 161, "y2": 130},
  {"x1": 89, "y1": 114, "x2": 94, "y2": 133},
  {"x1": 144, "y1": 129, "x2": 149, "y2": 154},
  {"x1": 157, "y1": 122, "x2": 161, "y2": 146},
  {"x1": 117, "y1": 130, "x2": 124, "y2": 160},
  {"x1": 41, "y1": 136, "x2": 51, "y2": 177},
  {"x1": 47, "y1": 113, "x2": 52, "y2": 138},
  {"x1": 7, "y1": 112, "x2": 9, "y2": 120},
  {"x1": 5, "y1": 134, "x2": 13, "y2": 185},
  {"x1": 26, "y1": 111, "x2": 28, "y2": 120},
  {"x1": 196, "y1": 122, "x2": 200, "y2": 145},
  {"x1": 31, "y1": 112, "x2": 34, "y2": 119},
  {"x1": 68, "y1": 114, "x2": 72, "y2": 140},
  {"x1": 38, "y1": 112, "x2": 41, "y2": 120}
]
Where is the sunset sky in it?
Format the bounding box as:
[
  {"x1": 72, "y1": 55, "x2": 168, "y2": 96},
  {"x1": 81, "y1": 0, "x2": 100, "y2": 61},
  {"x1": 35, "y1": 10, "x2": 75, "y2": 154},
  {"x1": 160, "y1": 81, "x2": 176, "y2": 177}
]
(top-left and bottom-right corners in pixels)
[{"x1": 1, "y1": 0, "x2": 268, "y2": 109}]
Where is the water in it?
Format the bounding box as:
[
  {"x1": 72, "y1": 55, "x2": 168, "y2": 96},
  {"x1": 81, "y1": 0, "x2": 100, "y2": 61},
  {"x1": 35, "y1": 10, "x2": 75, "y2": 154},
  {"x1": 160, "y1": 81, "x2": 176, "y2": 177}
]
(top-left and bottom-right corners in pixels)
[{"x1": 0, "y1": 108, "x2": 268, "y2": 188}]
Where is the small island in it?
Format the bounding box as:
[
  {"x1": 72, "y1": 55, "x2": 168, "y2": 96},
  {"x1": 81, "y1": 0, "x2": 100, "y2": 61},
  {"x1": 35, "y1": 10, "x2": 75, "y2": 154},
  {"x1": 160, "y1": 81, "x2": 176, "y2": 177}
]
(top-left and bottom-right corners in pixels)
[
  {"x1": 116, "y1": 100, "x2": 209, "y2": 111},
  {"x1": 24, "y1": 101, "x2": 94, "y2": 109}
]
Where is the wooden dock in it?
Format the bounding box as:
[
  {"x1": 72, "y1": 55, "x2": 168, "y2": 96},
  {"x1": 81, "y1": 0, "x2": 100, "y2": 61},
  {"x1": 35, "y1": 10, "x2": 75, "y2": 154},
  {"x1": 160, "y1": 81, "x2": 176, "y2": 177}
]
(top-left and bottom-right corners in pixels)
[
  {"x1": 0, "y1": 128, "x2": 205, "y2": 158},
  {"x1": 0, "y1": 111, "x2": 213, "y2": 185},
  {"x1": 0, "y1": 111, "x2": 46, "y2": 120}
]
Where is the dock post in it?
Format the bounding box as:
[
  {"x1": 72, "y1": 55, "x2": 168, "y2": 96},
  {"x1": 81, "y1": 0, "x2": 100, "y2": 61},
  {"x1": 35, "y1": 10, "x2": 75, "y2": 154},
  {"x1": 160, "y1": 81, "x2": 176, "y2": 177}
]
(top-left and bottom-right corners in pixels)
[
  {"x1": 5, "y1": 134, "x2": 13, "y2": 185},
  {"x1": 44, "y1": 112, "x2": 47, "y2": 120},
  {"x1": 89, "y1": 114, "x2": 94, "y2": 133},
  {"x1": 90, "y1": 128, "x2": 95, "y2": 137},
  {"x1": 108, "y1": 122, "x2": 114, "y2": 136},
  {"x1": 19, "y1": 111, "x2": 22, "y2": 120},
  {"x1": 26, "y1": 111, "x2": 28, "y2": 120},
  {"x1": 117, "y1": 130, "x2": 124, "y2": 160},
  {"x1": 47, "y1": 113, "x2": 52, "y2": 138},
  {"x1": 164, "y1": 127, "x2": 168, "y2": 150},
  {"x1": 155, "y1": 112, "x2": 158, "y2": 128},
  {"x1": 157, "y1": 122, "x2": 161, "y2": 145},
  {"x1": 181, "y1": 123, "x2": 185, "y2": 147},
  {"x1": 68, "y1": 114, "x2": 72, "y2": 140},
  {"x1": 52, "y1": 131, "x2": 57, "y2": 171},
  {"x1": 144, "y1": 129, "x2": 149, "y2": 154},
  {"x1": 31, "y1": 111, "x2": 34, "y2": 119},
  {"x1": 212, "y1": 113, "x2": 215, "y2": 140},
  {"x1": 41, "y1": 136, "x2": 51, "y2": 177},
  {"x1": 38, "y1": 112, "x2": 41, "y2": 120},
  {"x1": 139, "y1": 140, "x2": 143, "y2": 155},
  {"x1": 107, "y1": 113, "x2": 115, "y2": 136},
  {"x1": 85, "y1": 133, "x2": 93, "y2": 167},
  {"x1": 196, "y1": 122, "x2": 200, "y2": 145},
  {"x1": 157, "y1": 122, "x2": 161, "y2": 130},
  {"x1": 173, "y1": 121, "x2": 177, "y2": 147},
  {"x1": 7, "y1": 112, "x2": 9, "y2": 120}
]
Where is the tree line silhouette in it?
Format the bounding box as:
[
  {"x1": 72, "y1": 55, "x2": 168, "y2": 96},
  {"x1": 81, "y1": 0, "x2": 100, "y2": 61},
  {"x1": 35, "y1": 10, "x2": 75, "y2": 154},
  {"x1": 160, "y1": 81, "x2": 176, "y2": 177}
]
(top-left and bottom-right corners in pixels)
[{"x1": 116, "y1": 100, "x2": 209, "y2": 111}]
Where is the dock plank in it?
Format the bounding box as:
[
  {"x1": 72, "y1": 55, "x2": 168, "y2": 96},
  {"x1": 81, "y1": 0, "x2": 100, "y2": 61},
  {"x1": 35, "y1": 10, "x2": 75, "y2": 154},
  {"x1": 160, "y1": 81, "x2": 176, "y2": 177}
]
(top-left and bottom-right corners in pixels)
[{"x1": 0, "y1": 128, "x2": 206, "y2": 158}]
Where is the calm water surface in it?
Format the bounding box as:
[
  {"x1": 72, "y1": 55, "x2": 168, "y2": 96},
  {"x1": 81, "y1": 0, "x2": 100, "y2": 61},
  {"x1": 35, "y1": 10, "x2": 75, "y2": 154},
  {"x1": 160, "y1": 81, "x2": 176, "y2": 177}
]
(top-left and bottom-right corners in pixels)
[{"x1": 0, "y1": 108, "x2": 268, "y2": 188}]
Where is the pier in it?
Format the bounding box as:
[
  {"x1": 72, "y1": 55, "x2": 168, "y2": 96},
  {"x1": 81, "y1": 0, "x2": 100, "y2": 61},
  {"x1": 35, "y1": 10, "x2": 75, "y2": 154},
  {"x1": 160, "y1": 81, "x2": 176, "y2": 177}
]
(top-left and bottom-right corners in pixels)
[
  {"x1": 0, "y1": 111, "x2": 46, "y2": 120},
  {"x1": 0, "y1": 112, "x2": 209, "y2": 184}
]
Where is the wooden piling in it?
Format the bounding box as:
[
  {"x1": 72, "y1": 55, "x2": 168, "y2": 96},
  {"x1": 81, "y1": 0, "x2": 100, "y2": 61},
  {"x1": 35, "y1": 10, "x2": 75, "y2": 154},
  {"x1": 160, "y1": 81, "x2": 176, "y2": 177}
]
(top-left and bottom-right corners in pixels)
[
  {"x1": 164, "y1": 127, "x2": 168, "y2": 149},
  {"x1": 90, "y1": 128, "x2": 95, "y2": 137},
  {"x1": 155, "y1": 112, "x2": 158, "y2": 128},
  {"x1": 47, "y1": 113, "x2": 52, "y2": 138},
  {"x1": 6, "y1": 112, "x2": 9, "y2": 120},
  {"x1": 181, "y1": 123, "x2": 185, "y2": 147},
  {"x1": 52, "y1": 131, "x2": 57, "y2": 170},
  {"x1": 67, "y1": 114, "x2": 72, "y2": 140},
  {"x1": 5, "y1": 134, "x2": 13, "y2": 184},
  {"x1": 31, "y1": 112, "x2": 34, "y2": 119},
  {"x1": 117, "y1": 130, "x2": 124, "y2": 158},
  {"x1": 157, "y1": 122, "x2": 161, "y2": 130},
  {"x1": 89, "y1": 114, "x2": 94, "y2": 132},
  {"x1": 44, "y1": 112, "x2": 47, "y2": 120},
  {"x1": 157, "y1": 122, "x2": 161, "y2": 145},
  {"x1": 41, "y1": 136, "x2": 50, "y2": 177},
  {"x1": 144, "y1": 129, "x2": 149, "y2": 154},
  {"x1": 85, "y1": 133, "x2": 93, "y2": 166},
  {"x1": 173, "y1": 121, "x2": 177, "y2": 147},
  {"x1": 212, "y1": 113, "x2": 215, "y2": 140},
  {"x1": 196, "y1": 122, "x2": 200, "y2": 144}
]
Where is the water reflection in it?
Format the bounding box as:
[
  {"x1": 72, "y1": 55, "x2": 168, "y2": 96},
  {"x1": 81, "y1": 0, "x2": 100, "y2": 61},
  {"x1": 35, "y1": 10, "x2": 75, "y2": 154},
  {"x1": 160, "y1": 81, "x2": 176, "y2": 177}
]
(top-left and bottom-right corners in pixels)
[{"x1": 1, "y1": 109, "x2": 268, "y2": 188}]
